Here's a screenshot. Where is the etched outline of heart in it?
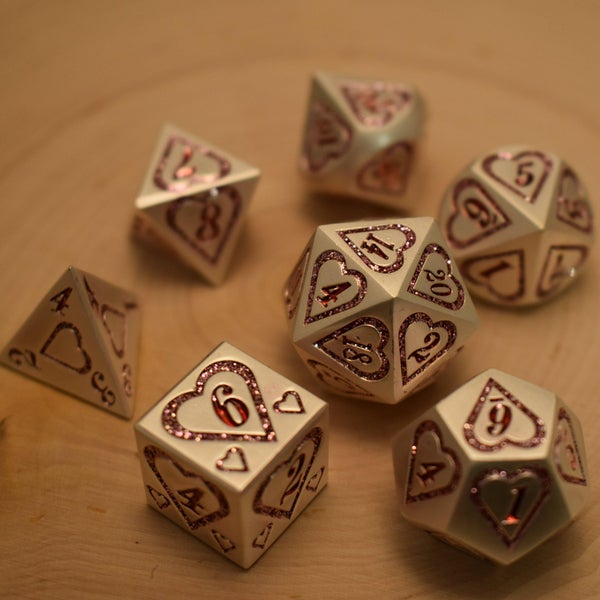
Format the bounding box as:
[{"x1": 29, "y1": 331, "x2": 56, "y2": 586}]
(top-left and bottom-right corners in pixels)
[
  {"x1": 144, "y1": 445, "x2": 230, "y2": 530},
  {"x1": 463, "y1": 377, "x2": 545, "y2": 452},
  {"x1": 216, "y1": 446, "x2": 249, "y2": 472},
  {"x1": 356, "y1": 141, "x2": 413, "y2": 195},
  {"x1": 302, "y1": 101, "x2": 352, "y2": 172},
  {"x1": 304, "y1": 249, "x2": 367, "y2": 325},
  {"x1": 253, "y1": 427, "x2": 323, "y2": 520},
  {"x1": 554, "y1": 408, "x2": 587, "y2": 485},
  {"x1": 40, "y1": 322, "x2": 93, "y2": 374},
  {"x1": 462, "y1": 249, "x2": 526, "y2": 302},
  {"x1": 405, "y1": 420, "x2": 461, "y2": 504},
  {"x1": 210, "y1": 529, "x2": 236, "y2": 553},
  {"x1": 252, "y1": 522, "x2": 274, "y2": 549},
  {"x1": 161, "y1": 359, "x2": 277, "y2": 443},
  {"x1": 146, "y1": 485, "x2": 171, "y2": 509},
  {"x1": 165, "y1": 185, "x2": 242, "y2": 265},
  {"x1": 407, "y1": 243, "x2": 465, "y2": 311},
  {"x1": 339, "y1": 81, "x2": 412, "y2": 127},
  {"x1": 445, "y1": 178, "x2": 511, "y2": 249},
  {"x1": 153, "y1": 134, "x2": 231, "y2": 192},
  {"x1": 536, "y1": 244, "x2": 588, "y2": 299},
  {"x1": 556, "y1": 167, "x2": 594, "y2": 233},
  {"x1": 471, "y1": 467, "x2": 552, "y2": 548},
  {"x1": 398, "y1": 312, "x2": 457, "y2": 386},
  {"x1": 314, "y1": 316, "x2": 391, "y2": 381},
  {"x1": 481, "y1": 150, "x2": 552, "y2": 203},
  {"x1": 306, "y1": 359, "x2": 374, "y2": 398},
  {"x1": 337, "y1": 223, "x2": 417, "y2": 274},
  {"x1": 273, "y1": 390, "x2": 305, "y2": 414}
]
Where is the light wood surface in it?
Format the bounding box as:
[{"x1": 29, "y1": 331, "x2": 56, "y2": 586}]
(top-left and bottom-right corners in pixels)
[{"x1": 2, "y1": 2, "x2": 600, "y2": 598}]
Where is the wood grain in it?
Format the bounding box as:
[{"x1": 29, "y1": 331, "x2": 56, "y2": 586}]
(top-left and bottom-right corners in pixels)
[{"x1": 1, "y1": 2, "x2": 599, "y2": 598}]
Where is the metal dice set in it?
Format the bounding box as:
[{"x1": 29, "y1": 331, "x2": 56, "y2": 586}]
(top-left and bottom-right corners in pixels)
[{"x1": 1, "y1": 71, "x2": 593, "y2": 568}]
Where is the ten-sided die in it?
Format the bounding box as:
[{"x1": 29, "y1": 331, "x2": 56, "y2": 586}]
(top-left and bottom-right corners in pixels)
[
  {"x1": 438, "y1": 144, "x2": 594, "y2": 306},
  {"x1": 391, "y1": 369, "x2": 588, "y2": 564},
  {"x1": 134, "y1": 342, "x2": 329, "y2": 568},
  {"x1": 134, "y1": 123, "x2": 260, "y2": 284},
  {"x1": 283, "y1": 217, "x2": 479, "y2": 404},
  {"x1": 299, "y1": 72, "x2": 424, "y2": 207}
]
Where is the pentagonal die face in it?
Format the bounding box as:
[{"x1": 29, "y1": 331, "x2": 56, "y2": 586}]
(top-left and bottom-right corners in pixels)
[
  {"x1": 439, "y1": 144, "x2": 594, "y2": 306},
  {"x1": 284, "y1": 217, "x2": 479, "y2": 404},
  {"x1": 134, "y1": 124, "x2": 260, "y2": 284},
  {"x1": 134, "y1": 342, "x2": 329, "y2": 569},
  {"x1": 299, "y1": 72, "x2": 425, "y2": 207},
  {"x1": 392, "y1": 369, "x2": 589, "y2": 564}
]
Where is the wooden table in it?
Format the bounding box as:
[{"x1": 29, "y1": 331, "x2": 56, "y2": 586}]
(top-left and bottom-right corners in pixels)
[{"x1": 1, "y1": 2, "x2": 599, "y2": 598}]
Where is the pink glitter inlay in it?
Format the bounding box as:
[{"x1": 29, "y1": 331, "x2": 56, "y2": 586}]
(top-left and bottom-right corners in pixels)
[{"x1": 340, "y1": 81, "x2": 412, "y2": 127}]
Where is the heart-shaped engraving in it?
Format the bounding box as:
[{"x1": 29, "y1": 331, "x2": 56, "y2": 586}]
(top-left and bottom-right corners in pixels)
[
  {"x1": 482, "y1": 150, "x2": 552, "y2": 203},
  {"x1": 252, "y1": 522, "x2": 274, "y2": 549},
  {"x1": 337, "y1": 223, "x2": 417, "y2": 274},
  {"x1": 166, "y1": 186, "x2": 242, "y2": 265},
  {"x1": 399, "y1": 312, "x2": 457, "y2": 385},
  {"x1": 273, "y1": 390, "x2": 305, "y2": 414},
  {"x1": 306, "y1": 359, "x2": 374, "y2": 398},
  {"x1": 340, "y1": 80, "x2": 412, "y2": 127},
  {"x1": 153, "y1": 134, "x2": 231, "y2": 192},
  {"x1": 536, "y1": 245, "x2": 588, "y2": 299},
  {"x1": 356, "y1": 142, "x2": 413, "y2": 195},
  {"x1": 216, "y1": 446, "x2": 248, "y2": 472},
  {"x1": 471, "y1": 467, "x2": 552, "y2": 547},
  {"x1": 463, "y1": 377, "x2": 545, "y2": 452},
  {"x1": 445, "y1": 178, "x2": 511, "y2": 249},
  {"x1": 462, "y1": 249, "x2": 525, "y2": 302},
  {"x1": 144, "y1": 445, "x2": 230, "y2": 530},
  {"x1": 556, "y1": 168, "x2": 594, "y2": 233},
  {"x1": 40, "y1": 322, "x2": 92, "y2": 374},
  {"x1": 304, "y1": 250, "x2": 367, "y2": 324},
  {"x1": 554, "y1": 408, "x2": 587, "y2": 485},
  {"x1": 302, "y1": 101, "x2": 352, "y2": 172},
  {"x1": 407, "y1": 243, "x2": 465, "y2": 310},
  {"x1": 283, "y1": 246, "x2": 310, "y2": 320},
  {"x1": 405, "y1": 420, "x2": 461, "y2": 503},
  {"x1": 253, "y1": 427, "x2": 323, "y2": 520},
  {"x1": 161, "y1": 360, "x2": 277, "y2": 443},
  {"x1": 211, "y1": 529, "x2": 236, "y2": 554},
  {"x1": 314, "y1": 316, "x2": 390, "y2": 381}
]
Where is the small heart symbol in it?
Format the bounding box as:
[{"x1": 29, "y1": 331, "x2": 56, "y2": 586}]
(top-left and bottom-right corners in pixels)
[
  {"x1": 252, "y1": 522, "x2": 274, "y2": 549},
  {"x1": 273, "y1": 390, "x2": 305, "y2": 414},
  {"x1": 356, "y1": 142, "x2": 413, "y2": 194},
  {"x1": 40, "y1": 322, "x2": 92, "y2": 374},
  {"x1": 216, "y1": 446, "x2": 248, "y2": 472},
  {"x1": 556, "y1": 168, "x2": 593, "y2": 233}
]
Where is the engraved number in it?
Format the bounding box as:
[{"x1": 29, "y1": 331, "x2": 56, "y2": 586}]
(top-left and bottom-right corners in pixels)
[
  {"x1": 122, "y1": 363, "x2": 133, "y2": 397},
  {"x1": 417, "y1": 462, "x2": 445, "y2": 486},
  {"x1": 280, "y1": 453, "x2": 306, "y2": 505},
  {"x1": 195, "y1": 201, "x2": 221, "y2": 241},
  {"x1": 501, "y1": 486, "x2": 526, "y2": 525},
  {"x1": 177, "y1": 488, "x2": 205, "y2": 515},
  {"x1": 91, "y1": 371, "x2": 116, "y2": 406},
  {"x1": 211, "y1": 384, "x2": 250, "y2": 427},
  {"x1": 464, "y1": 198, "x2": 497, "y2": 228},
  {"x1": 173, "y1": 145, "x2": 196, "y2": 180},
  {"x1": 487, "y1": 400, "x2": 512, "y2": 436},
  {"x1": 515, "y1": 161, "x2": 535, "y2": 187},
  {"x1": 317, "y1": 282, "x2": 351, "y2": 307},
  {"x1": 478, "y1": 259, "x2": 513, "y2": 280},
  {"x1": 424, "y1": 269, "x2": 452, "y2": 297},
  {"x1": 341, "y1": 335, "x2": 373, "y2": 364},
  {"x1": 49, "y1": 287, "x2": 73, "y2": 315},
  {"x1": 360, "y1": 233, "x2": 395, "y2": 260},
  {"x1": 8, "y1": 348, "x2": 39, "y2": 369},
  {"x1": 407, "y1": 331, "x2": 441, "y2": 364}
]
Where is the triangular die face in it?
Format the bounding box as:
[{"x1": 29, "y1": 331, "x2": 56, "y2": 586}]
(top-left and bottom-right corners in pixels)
[
  {"x1": 0, "y1": 267, "x2": 139, "y2": 418},
  {"x1": 136, "y1": 124, "x2": 258, "y2": 207}
]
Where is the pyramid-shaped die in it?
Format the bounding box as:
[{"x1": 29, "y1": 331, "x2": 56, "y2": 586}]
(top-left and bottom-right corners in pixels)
[
  {"x1": 299, "y1": 72, "x2": 424, "y2": 208},
  {"x1": 283, "y1": 217, "x2": 479, "y2": 404},
  {"x1": 391, "y1": 369, "x2": 589, "y2": 564},
  {"x1": 438, "y1": 144, "x2": 594, "y2": 305},
  {"x1": 134, "y1": 124, "x2": 260, "y2": 284},
  {"x1": 134, "y1": 342, "x2": 329, "y2": 569},
  {"x1": 0, "y1": 267, "x2": 140, "y2": 418}
]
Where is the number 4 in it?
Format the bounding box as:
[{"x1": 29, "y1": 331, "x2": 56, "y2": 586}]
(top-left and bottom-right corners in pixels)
[
  {"x1": 49, "y1": 287, "x2": 73, "y2": 315},
  {"x1": 317, "y1": 282, "x2": 351, "y2": 307}
]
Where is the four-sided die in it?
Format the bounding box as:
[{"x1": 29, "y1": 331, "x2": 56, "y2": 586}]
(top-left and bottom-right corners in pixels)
[
  {"x1": 438, "y1": 144, "x2": 594, "y2": 306},
  {"x1": 299, "y1": 72, "x2": 424, "y2": 207},
  {"x1": 283, "y1": 217, "x2": 479, "y2": 404},
  {"x1": 134, "y1": 123, "x2": 260, "y2": 285},
  {"x1": 134, "y1": 342, "x2": 329, "y2": 568},
  {"x1": 391, "y1": 369, "x2": 588, "y2": 564}
]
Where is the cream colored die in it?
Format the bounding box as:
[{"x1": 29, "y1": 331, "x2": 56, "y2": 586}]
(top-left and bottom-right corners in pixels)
[
  {"x1": 392, "y1": 369, "x2": 589, "y2": 565},
  {"x1": 0, "y1": 266, "x2": 140, "y2": 418},
  {"x1": 438, "y1": 144, "x2": 594, "y2": 306},
  {"x1": 134, "y1": 342, "x2": 329, "y2": 569},
  {"x1": 299, "y1": 72, "x2": 424, "y2": 208},
  {"x1": 134, "y1": 123, "x2": 260, "y2": 284},
  {"x1": 283, "y1": 217, "x2": 479, "y2": 404}
]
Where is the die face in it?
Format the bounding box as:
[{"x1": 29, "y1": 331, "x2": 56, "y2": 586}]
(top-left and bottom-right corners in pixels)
[
  {"x1": 285, "y1": 217, "x2": 479, "y2": 404},
  {"x1": 392, "y1": 369, "x2": 589, "y2": 565},
  {"x1": 299, "y1": 72, "x2": 424, "y2": 207},
  {"x1": 439, "y1": 144, "x2": 594, "y2": 306},
  {"x1": 0, "y1": 267, "x2": 140, "y2": 418},
  {"x1": 135, "y1": 124, "x2": 259, "y2": 285},
  {"x1": 134, "y1": 342, "x2": 329, "y2": 568}
]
